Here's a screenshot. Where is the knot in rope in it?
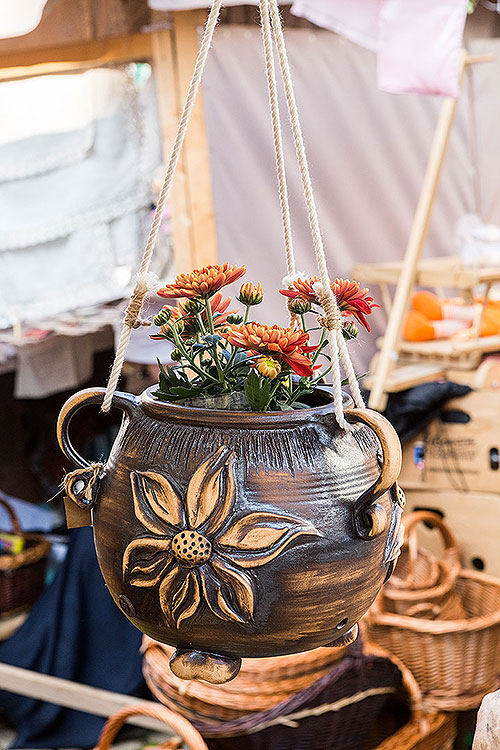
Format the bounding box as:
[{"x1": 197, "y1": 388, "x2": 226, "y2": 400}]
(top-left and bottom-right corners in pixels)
[
  {"x1": 64, "y1": 462, "x2": 104, "y2": 509},
  {"x1": 123, "y1": 271, "x2": 158, "y2": 329},
  {"x1": 281, "y1": 271, "x2": 306, "y2": 288},
  {"x1": 313, "y1": 282, "x2": 342, "y2": 331}
]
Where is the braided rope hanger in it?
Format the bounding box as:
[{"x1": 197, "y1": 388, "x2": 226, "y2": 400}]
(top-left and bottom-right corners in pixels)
[
  {"x1": 102, "y1": 0, "x2": 223, "y2": 412},
  {"x1": 103, "y1": 0, "x2": 365, "y2": 427}
]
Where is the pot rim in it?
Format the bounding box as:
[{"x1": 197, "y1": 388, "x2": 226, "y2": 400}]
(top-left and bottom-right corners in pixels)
[{"x1": 139, "y1": 385, "x2": 353, "y2": 428}]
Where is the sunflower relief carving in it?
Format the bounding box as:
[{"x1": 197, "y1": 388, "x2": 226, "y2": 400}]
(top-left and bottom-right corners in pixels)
[{"x1": 123, "y1": 446, "x2": 322, "y2": 627}]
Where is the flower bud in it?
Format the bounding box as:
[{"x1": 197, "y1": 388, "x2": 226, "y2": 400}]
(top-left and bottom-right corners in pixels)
[
  {"x1": 342, "y1": 320, "x2": 358, "y2": 340},
  {"x1": 257, "y1": 356, "x2": 281, "y2": 380},
  {"x1": 170, "y1": 349, "x2": 183, "y2": 361},
  {"x1": 182, "y1": 298, "x2": 205, "y2": 315},
  {"x1": 154, "y1": 307, "x2": 173, "y2": 326},
  {"x1": 288, "y1": 297, "x2": 312, "y2": 315},
  {"x1": 238, "y1": 282, "x2": 263, "y2": 306},
  {"x1": 226, "y1": 314, "x2": 243, "y2": 324}
]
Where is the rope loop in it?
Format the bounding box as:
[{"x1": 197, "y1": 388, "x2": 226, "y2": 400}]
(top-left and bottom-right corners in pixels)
[{"x1": 101, "y1": 0, "x2": 365, "y2": 429}]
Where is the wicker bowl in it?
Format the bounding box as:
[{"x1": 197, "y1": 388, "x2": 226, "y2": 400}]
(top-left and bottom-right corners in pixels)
[
  {"x1": 142, "y1": 638, "x2": 350, "y2": 721},
  {"x1": 383, "y1": 511, "x2": 462, "y2": 617},
  {"x1": 143, "y1": 636, "x2": 456, "y2": 750},
  {"x1": 144, "y1": 637, "x2": 410, "y2": 750},
  {"x1": 0, "y1": 498, "x2": 50, "y2": 617},
  {"x1": 365, "y1": 569, "x2": 500, "y2": 710}
]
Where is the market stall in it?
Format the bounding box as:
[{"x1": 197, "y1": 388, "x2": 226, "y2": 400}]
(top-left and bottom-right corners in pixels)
[{"x1": 2, "y1": 2, "x2": 500, "y2": 749}]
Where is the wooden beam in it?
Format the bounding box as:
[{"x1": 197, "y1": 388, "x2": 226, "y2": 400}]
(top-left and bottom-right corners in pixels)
[
  {"x1": 0, "y1": 33, "x2": 154, "y2": 82},
  {"x1": 173, "y1": 10, "x2": 218, "y2": 270},
  {"x1": 368, "y1": 51, "x2": 468, "y2": 411},
  {"x1": 152, "y1": 11, "x2": 218, "y2": 275},
  {"x1": 152, "y1": 28, "x2": 194, "y2": 275},
  {"x1": 0, "y1": 662, "x2": 173, "y2": 732}
]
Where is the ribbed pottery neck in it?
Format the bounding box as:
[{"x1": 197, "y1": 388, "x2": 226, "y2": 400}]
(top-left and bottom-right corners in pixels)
[{"x1": 138, "y1": 386, "x2": 353, "y2": 428}]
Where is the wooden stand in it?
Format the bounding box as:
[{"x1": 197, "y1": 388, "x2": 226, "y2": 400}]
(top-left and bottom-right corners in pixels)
[
  {"x1": 355, "y1": 256, "x2": 500, "y2": 394},
  {"x1": 358, "y1": 52, "x2": 495, "y2": 411}
]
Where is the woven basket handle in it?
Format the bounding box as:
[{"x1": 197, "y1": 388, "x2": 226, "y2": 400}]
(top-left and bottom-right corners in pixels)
[
  {"x1": 0, "y1": 497, "x2": 22, "y2": 536},
  {"x1": 364, "y1": 643, "x2": 429, "y2": 736},
  {"x1": 403, "y1": 510, "x2": 460, "y2": 573},
  {"x1": 95, "y1": 704, "x2": 208, "y2": 750}
]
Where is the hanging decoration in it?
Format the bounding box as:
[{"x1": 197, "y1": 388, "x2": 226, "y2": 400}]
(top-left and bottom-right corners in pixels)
[{"x1": 58, "y1": 0, "x2": 403, "y2": 684}]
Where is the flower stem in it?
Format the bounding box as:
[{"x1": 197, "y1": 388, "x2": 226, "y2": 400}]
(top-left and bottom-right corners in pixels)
[
  {"x1": 244, "y1": 304, "x2": 251, "y2": 324},
  {"x1": 201, "y1": 298, "x2": 225, "y2": 382},
  {"x1": 204, "y1": 298, "x2": 216, "y2": 335},
  {"x1": 263, "y1": 377, "x2": 285, "y2": 411},
  {"x1": 170, "y1": 325, "x2": 219, "y2": 383},
  {"x1": 196, "y1": 313, "x2": 207, "y2": 335},
  {"x1": 312, "y1": 329, "x2": 327, "y2": 365}
]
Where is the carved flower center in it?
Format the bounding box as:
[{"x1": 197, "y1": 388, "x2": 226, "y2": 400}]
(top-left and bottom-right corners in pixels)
[{"x1": 172, "y1": 530, "x2": 212, "y2": 567}]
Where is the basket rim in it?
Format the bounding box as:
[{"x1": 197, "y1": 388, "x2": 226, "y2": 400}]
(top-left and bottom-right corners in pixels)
[
  {"x1": 367, "y1": 569, "x2": 500, "y2": 633},
  {"x1": 0, "y1": 533, "x2": 50, "y2": 572}
]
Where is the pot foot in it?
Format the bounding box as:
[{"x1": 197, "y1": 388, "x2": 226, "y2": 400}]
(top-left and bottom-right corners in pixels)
[
  {"x1": 325, "y1": 623, "x2": 359, "y2": 648},
  {"x1": 169, "y1": 649, "x2": 241, "y2": 684}
]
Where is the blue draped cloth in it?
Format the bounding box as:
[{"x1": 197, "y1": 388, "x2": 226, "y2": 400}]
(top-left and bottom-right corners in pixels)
[{"x1": 0, "y1": 527, "x2": 147, "y2": 748}]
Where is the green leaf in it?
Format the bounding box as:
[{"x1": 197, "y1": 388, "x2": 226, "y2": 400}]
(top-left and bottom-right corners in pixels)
[{"x1": 244, "y1": 370, "x2": 272, "y2": 411}]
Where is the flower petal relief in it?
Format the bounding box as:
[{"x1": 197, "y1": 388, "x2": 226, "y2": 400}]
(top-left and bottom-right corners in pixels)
[{"x1": 123, "y1": 447, "x2": 322, "y2": 628}]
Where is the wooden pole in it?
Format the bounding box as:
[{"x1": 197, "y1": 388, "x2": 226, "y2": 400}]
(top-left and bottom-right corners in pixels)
[
  {"x1": 0, "y1": 662, "x2": 174, "y2": 732},
  {"x1": 152, "y1": 10, "x2": 218, "y2": 275},
  {"x1": 368, "y1": 51, "x2": 468, "y2": 411}
]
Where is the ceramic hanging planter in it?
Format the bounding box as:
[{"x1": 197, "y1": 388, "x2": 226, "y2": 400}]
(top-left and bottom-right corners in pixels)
[
  {"x1": 57, "y1": 0, "x2": 404, "y2": 685},
  {"x1": 58, "y1": 384, "x2": 403, "y2": 683}
]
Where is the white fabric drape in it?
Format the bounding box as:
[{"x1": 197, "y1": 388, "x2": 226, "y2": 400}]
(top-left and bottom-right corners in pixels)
[
  {"x1": 202, "y1": 28, "x2": 500, "y2": 372},
  {"x1": 0, "y1": 69, "x2": 162, "y2": 329}
]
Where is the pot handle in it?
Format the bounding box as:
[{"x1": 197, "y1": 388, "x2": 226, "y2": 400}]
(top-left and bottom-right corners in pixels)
[
  {"x1": 344, "y1": 408, "x2": 402, "y2": 539},
  {"x1": 57, "y1": 387, "x2": 139, "y2": 469}
]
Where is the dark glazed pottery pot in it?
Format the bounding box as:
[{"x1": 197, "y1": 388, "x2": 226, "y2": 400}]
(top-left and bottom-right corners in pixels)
[{"x1": 57, "y1": 386, "x2": 403, "y2": 683}]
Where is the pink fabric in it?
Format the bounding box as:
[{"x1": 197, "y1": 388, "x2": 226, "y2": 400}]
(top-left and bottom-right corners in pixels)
[
  {"x1": 291, "y1": 0, "x2": 382, "y2": 51},
  {"x1": 291, "y1": 0, "x2": 468, "y2": 99},
  {"x1": 377, "y1": 0, "x2": 467, "y2": 98}
]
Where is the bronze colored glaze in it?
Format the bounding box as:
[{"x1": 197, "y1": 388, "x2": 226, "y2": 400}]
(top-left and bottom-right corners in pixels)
[{"x1": 57, "y1": 385, "x2": 402, "y2": 682}]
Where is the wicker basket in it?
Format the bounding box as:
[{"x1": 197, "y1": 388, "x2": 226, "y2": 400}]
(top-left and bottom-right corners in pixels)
[
  {"x1": 365, "y1": 569, "x2": 500, "y2": 710},
  {"x1": 384, "y1": 511, "x2": 463, "y2": 618},
  {"x1": 95, "y1": 704, "x2": 208, "y2": 750},
  {"x1": 366, "y1": 645, "x2": 457, "y2": 750},
  {"x1": 0, "y1": 498, "x2": 50, "y2": 617},
  {"x1": 142, "y1": 638, "x2": 350, "y2": 721},
  {"x1": 144, "y1": 637, "x2": 409, "y2": 750}
]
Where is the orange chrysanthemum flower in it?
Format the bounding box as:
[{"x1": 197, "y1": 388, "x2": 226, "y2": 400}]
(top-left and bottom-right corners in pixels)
[
  {"x1": 158, "y1": 263, "x2": 246, "y2": 299},
  {"x1": 151, "y1": 292, "x2": 236, "y2": 340},
  {"x1": 221, "y1": 323, "x2": 317, "y2": 378},
  {"x1": 279, "y1": 276, "x2": 379, "y2": 332},
  {"x1": 279, "y1": 277, "x2": 320, "y2": 304}
]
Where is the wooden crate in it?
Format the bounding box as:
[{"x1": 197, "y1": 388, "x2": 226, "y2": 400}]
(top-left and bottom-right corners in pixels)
[
  {"x1": 403, "y1": 488, "x2": 500, "y2": 577},
  {"x1": 399, "y1": 390, "x2": 500, "y2": 494}
]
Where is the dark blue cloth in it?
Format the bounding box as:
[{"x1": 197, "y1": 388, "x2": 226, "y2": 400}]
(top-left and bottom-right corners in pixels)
[{"x1": 0, "y1": 527, "x2": 147, "y2": 748}]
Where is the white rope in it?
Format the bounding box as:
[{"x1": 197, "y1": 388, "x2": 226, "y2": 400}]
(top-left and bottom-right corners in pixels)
[
  {"x1": 102, "y1": 0, "x2": 223, "y2": 412},
  {"x1": 267, "y1": 0, "x2": 365, "y2": 425},
  {"x1": 259, "y1": 0, "x2": 297, "y2": 328}
]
